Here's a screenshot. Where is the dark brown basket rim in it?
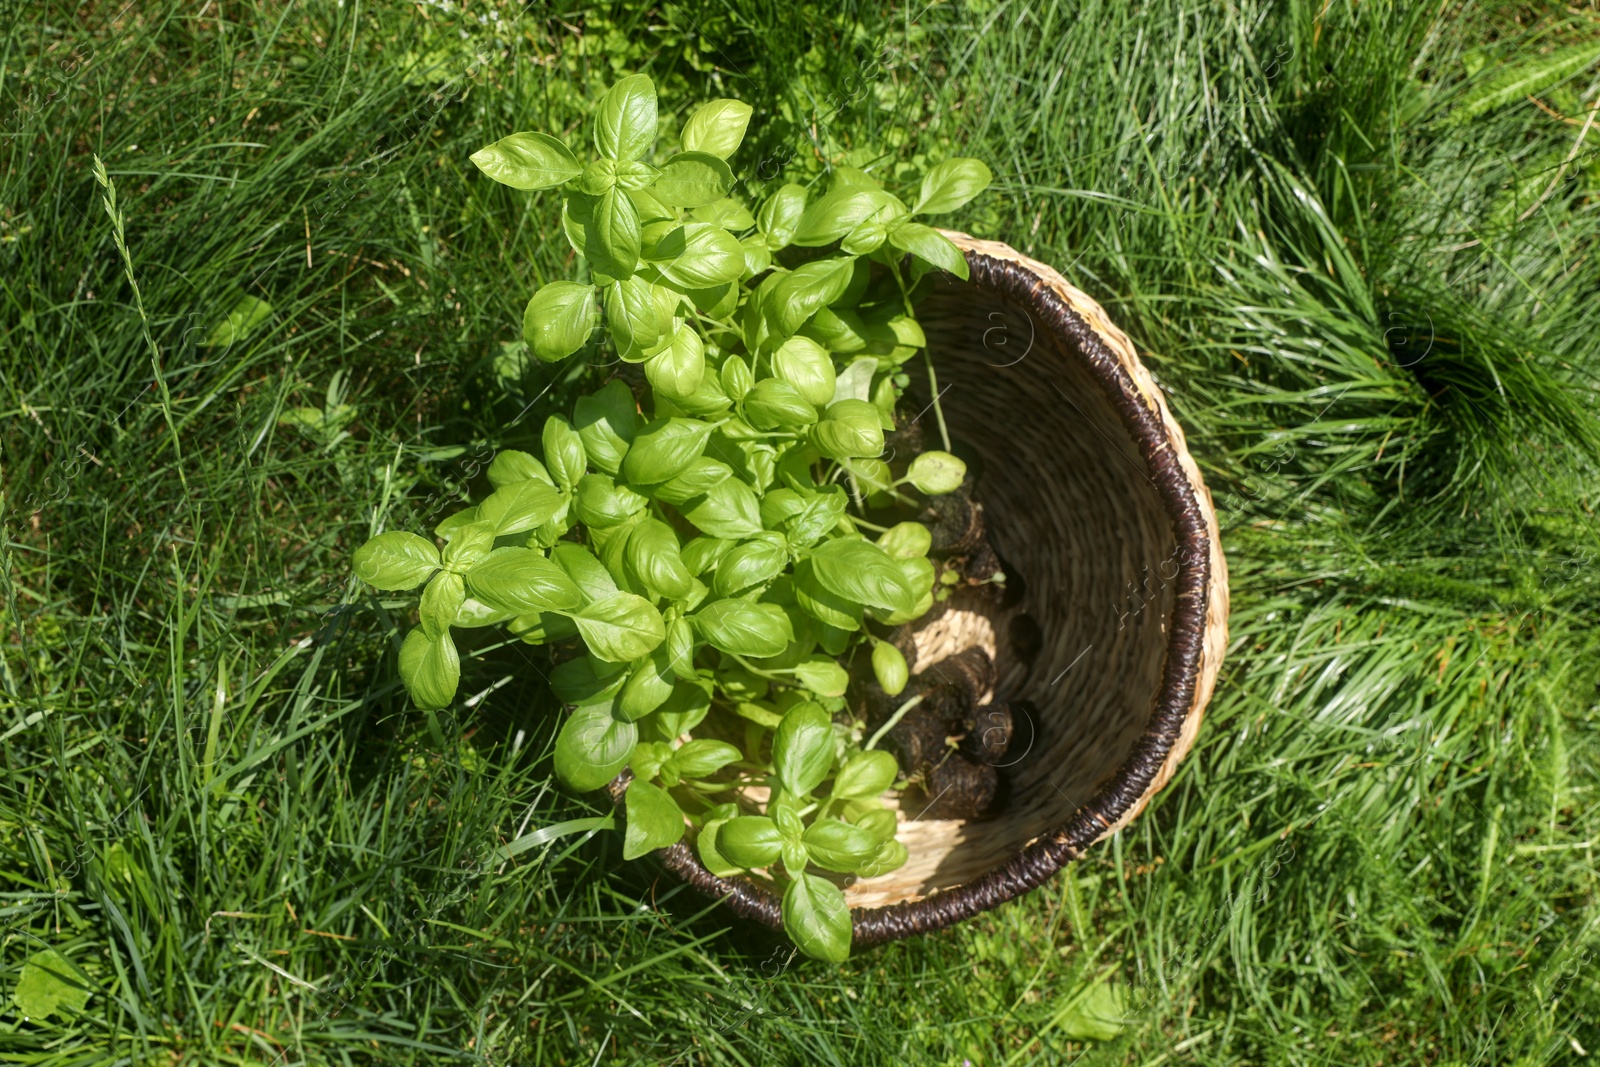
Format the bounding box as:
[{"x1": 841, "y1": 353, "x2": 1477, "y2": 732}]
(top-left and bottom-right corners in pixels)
[{"x1": 627, "y1": 239, "x2": 1219, "y2": 948}]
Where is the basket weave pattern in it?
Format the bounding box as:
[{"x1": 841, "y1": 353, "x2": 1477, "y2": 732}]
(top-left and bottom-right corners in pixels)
[{"x1": 651, "y1": 233, "x2": 1229, "y2": 946}]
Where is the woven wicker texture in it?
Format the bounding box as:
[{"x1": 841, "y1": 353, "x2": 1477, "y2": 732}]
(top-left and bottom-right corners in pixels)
[{"x1": 650, "y1": 233, "x2": 1229, "y2": 946}]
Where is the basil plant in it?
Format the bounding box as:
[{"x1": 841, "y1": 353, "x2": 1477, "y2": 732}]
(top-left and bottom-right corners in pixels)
[{"x1": 352, "y1": 74, "x2": 992, "y2": 962}]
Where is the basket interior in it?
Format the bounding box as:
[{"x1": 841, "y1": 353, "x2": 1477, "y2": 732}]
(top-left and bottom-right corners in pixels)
[{"x1": 844, "y1": 276, "x2": 1179, "y2": 909}]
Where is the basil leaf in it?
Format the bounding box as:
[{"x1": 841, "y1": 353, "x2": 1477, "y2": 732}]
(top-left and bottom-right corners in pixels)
[
  {"x1": 616, "y1": 160, "x2": 659, "y2": 191},
  {"x1": 809, "y1": 538, "x2": 915, "y2": 615},
  {"x1": 652, "y1": 677, "x2": 712, "y2": 740},
  {"x1": 652, "y1": 151, "x2": 735, "y2": 208},
  {"x1": 573, "y1": 379, "x2": 641, "y2": 475},
  {"x1": 353, "y1": 531, "x2": 439, "y2": 590},
  {"x1": 680, "y1": 99, "x2": 753, "y2": 159},
  {"x1": 913, "y1": 157, "x2": 994, "y2": 215},
  {"x1": 793, "y1": 187, "x2": 906, "y2": 247},
  {"x1": 871, "y1": 641, "x2": 909, "y2": 696},
  {"x1": 833, "y1": 749, "x2": 899, "y2": 800},
  {"x1": 574, "y1": 591, "x2": 666, "y2": 662},
  {"x1": 398, "y1": 627, "x2": 459, "y2": 709},
  {"x1": 618, "y1": 649, "x2": 676, "y2": 720},
  {"x1": 653, "y1": 457, "x2": 734, "y2": 507},
  {"x1": 770, "y1": 256, "x2": 858, "y2": 337},
  {"x1": 665, "y1": 616, "x2": 696, "y2": 677},
  {"x1": 477, "y1": 478, "x2": 565, "y2": 535},
  {"x1": 758, "y1": 184, "x2": 809, "y2": 250},
  {"x1": 434, "y1": 508, "x2": 480, "y2": 541},
  {"x1": 574, "y1": 158, "x2": 617, "y2": 196},
  {"x1": 631, "y1": 740, "x2": 673, "y2": 783},
  {"x1": 855, "y1": 838, "x2": 909, "y2": 878},
  {"x1": 720, "y1": 355, "x2": 753, "y2": 401},
  {"x1": 441, "y1": 519, "x2": 497, "y2": 572},
  {"x1": 789, "y1": 655, "x2": 849, "y2": 698},
  {"x1": 800, "y1": 306, "x2": 868, "y2": 354},
  {"x1": 740, "y1": 234, "x2": 771, "y2": 278},
  {"x1": 831, "y1": 356, "x2": 877, "y2": 405},
  {"x1": 692, "y1": 598, "x2": 794, "y2": 658},
  {"x1": 554, "y1": 701, "x2": 637, "y2": 792},
  {"x1": 772, "y1": 700, "x2": 833, "y2": 797},
  {"x1": 841, "y1": 215, "x2": 889, "y2": 254},
  {"x1": 595, "y1": 187, "x2": 642, "y2": 278},
  {"x1": 469, "y1": 131, "x2": 583, "y2": 190},
  {"x1": 508, "y1": 610, "x2": 579, "y2": 644},
  {"x1": 888, "y1": 221, "x2": 970, "y2": 281},
  {"x1": 541, "y1": 415, "x2": 587, "y2": 491},
  {"x1": 550, "y1": 654, "x2": 628, "y2": 704},
  {"x1": 813, "y1": 398, "x2": 885, "y2": 460},
  {"x1": 713, "y1": 533, "x2": 789, "y2": 597},
  {"x1": 743, "y1": 378, "x2": 818, "y2": 431},
  {"x1": 522, "y1": 281, "x2": 598, "y2": 362},
  {"x1": 906, "y1": 450, "x2": 967, "y2": 496},
  {"x1": 696, "y1": 818, "x2": 742, "y2": 878},
  {"x1": 783, "y1": 873, "x2": 852, "y2": 962},
  {"x1": 878, "y1": 521, "x2": 932, "y2": 560},
  {"x1": 782, "y1": 839, "x2": 809, "y2": 877},
  {"x1": 683, "y1": 477, "x2": 764, "y2": 539},
  {"x1": 688, "y1": 280, "x2": 739, "y2": 319},
  {"x1": 622, "y1": 779, "x2": 683, "y2": 859},
  {"x1": 622, "y1": 417, "x2": 715, "y2": 485},
  {"x1": 851, "y1": 807, "x2": 898, "y2": 841},
  {"x1": 648, "y1": 222, "x2": 745, "y2": 289},
  {"x1": 692, "y1": 196, "x2": 756, "y2": 230},
  {"x1": 771, "y1": 336, "x2": 837, "y2": 407},
  {"x1": 718, "y1": 815, "x2": 784, "y2": 869},
  {"x1": 644, "y1": 322, "x2": 705, "y2": 401},
  {"x1": 418, "y1": 571, "x2": 465, "y2": 639},
  {"x1": 667, "y1": 361, "x2": 735, "y2": 417},
  {"x1": 549, "y1": 543, "x2": 617, "y2": 605},
  {"x1": 829, "y1": 166, "x2": 883, "y2": 191},
  {"x1": 681, "y1": 536, "x2": 733, "y2": 575},
  {"x1": 573, "y1": 472, "x2": 648, "y2": 528},
  {"x1": 782, "y1": 486, "x2": 849, "y2": 548},
  {"x1": 625, "y1": 519, "x2": 695, "y2": 601},
  {"x1": 466, "y1": 547, "x2": 584, "y2": 614},
  {"x1": 487, "y1": 449, "x2": 555, "y2": 489},
  {"x1": 594, "y1": 73, "x2": 657, "y2": 161},
  {"x1": 793, "y1": 558, "x2": 863, "y2": 630},
  {"x1": 801, "y1": 818, "x2": 880, "y2": 873},
  {"x1": 671, "y1": 738, "x2": 742, "y2": 778},
  {"x1": 454, "y1": 596, "x2": 514, "y2": 629}
]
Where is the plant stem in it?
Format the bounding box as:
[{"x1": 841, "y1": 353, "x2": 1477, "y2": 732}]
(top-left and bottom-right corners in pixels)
[{"x1": 865, "y1": 693, "x2": 925, "y2": 751}]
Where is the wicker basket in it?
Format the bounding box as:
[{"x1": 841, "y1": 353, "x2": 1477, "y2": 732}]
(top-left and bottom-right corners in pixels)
[{"x1": 645, "y1": 232, "x2": 1229, "y2": 947}]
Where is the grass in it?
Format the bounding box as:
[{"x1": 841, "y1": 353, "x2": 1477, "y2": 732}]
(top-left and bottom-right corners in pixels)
[{"x1": 2, "y1": 0, "x2": 1599, "y2": 1063}]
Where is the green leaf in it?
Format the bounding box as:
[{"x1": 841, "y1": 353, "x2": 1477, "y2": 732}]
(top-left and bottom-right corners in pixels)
[
  {"x1": 455, "y1": 596, "x2": 514, "y2": 628},
  {"x1": 772, "y1": 700, "x2": 833, "y2": 797},
  {"x1": 441, "y1": 519, "x2": 497, "y2": 572},
  {"x1": 812, "y1": 399, "x2": 885, "y2": 460},
  {"x1": 12, "y1": 948, "x2": 90, "y2": 1019},
  {"x1": 653, "y1": 457, "x2": 734, "y2": 507},
  {"x1": 855, "y1": 838, "x2": 909, "y2": 878},
  {"x1": 202, "y1": 294, "x2": 273, "y2": 348},
  {"x1": 607, "y1": 277, "x2": 676, "y2": 361},
  {"x1": 1451, "y1": 42, "x2": 1600, "y2": 123},
  {"x1": 574, "y1": 379, "x2": 641, "y2": 475},
  {"x1": 615, "y1": 160, "x2": 659, "y2": 191},
  {"x1": 773, "y1": 486, "x2": 848, "y2": 548},
  {"x1": 470, "y1": 131, "x2": 583, "y2": 190},
  {"x1": 622, "y1": 417, "x2": 715, "y2": 485},
  {"x1": 801, "y1": 818, "x2": 880, "y2": 873},
  {"x1": 789, "y1": 655, "x2": 849, "y2": 698},
  {"x1": 619, "y1": 650, "x2": 676, "y2": 720},
  {"x1": 623, "y1": 778, "x2": 685, "y2": 859},
  {"x1": 793, "y1": 558, "x2": 863, "y2": 630},
  {"x1": 477, "y1": 479, "x2": 565, "y2": 535},
  {"x1": 681, "y1": 536, "x2": 733, "y2": 575},
  {"x1": 718, "y1": 815, "x2": 784, "y2": 868},
  {"x1": 594, "y1": 73, "x2": 657, "y2": 161},
  {"x1": 692, "y1": 196, "x2": 756, "y2": 230},
  {"x1": 743, "y1": 378, "x2": 818, "y2": 431},
  {"x1": 713, "y1": 533, "x2": 788, "y2": 597},
  {"x1": 888, "y1": 222, "x2": 969, "y2": 280},
  {"x1": 680, "y1": 99, "x2": 753, "y2": 159},
  {"x1": 1055, "y1": 981, "x2": 1130, "y2": 1042},
  {"x1": 653, "y1": 677, "x2": 713, "y2": 739},
  {"x1": 833, "y1": 749, "x2": 899, "y2": 799},
  {"x1": 625, "y1": 518, "x2": 695, "y2": 600},
  {"x1": 509, "y1": 610, "x2": 579, "y2": 644},
  {"x1": 793, "y1": 188, "x2": 906, "y2": 247},
  {"x1": 697, "y1": 818, "x2": 742, "y2": 878},
  {"x1": 644, "y1": 322, "x2": 706, "y2": 401},
  {"x1": 466, "y1": 547, "x2": 584, "y2": 614},
  {"x1": 551, "y1": 654, "x2": 628, "y2": 705},
  {"x1": 574, "y1": 157, "x2": 618, "y2": 196},
  {"x1": 721, "y1": 355, "x2": 754, "y2": 401},
  {"x1": 878, "y1": 521, "x2": 931, "y2": 560},
  {"x1": 399, "y1": 627, "x2": 459, "y2": 709},
  {"x1": 573, "y1": 472, "x2": 648, "y2": 528},
  {"x1": 672, "y1": 738, "x2": 741, "y2": 778},
  {"x1": 912, "y1": 158, "x2": 994, "y2": 215},
  {"x1": 771, "y1": 256, "x2": 858, "y2": 337},
  {"x1": 783, "y1": 872, "x2": 852, "y2": 962},
  {"x1": 652, "y1": 151, "x2": 735, "y2": 208},
  {"x1": 665, "y1": 616, "x2": 696, "y2": 676},
  {"x1": 809, "y1": 538, "x2": 915, "y2": 615},
  {"x1": 906, "y1": 450, "x2": 967, "y2": 495},
  {"x1": 758, "y1": 184, "x2": 809, "y2": 250},
  {"x1": 542, "y1": 415, "x2": 587, "y2": 491},
  {"x1": 683, "y1": 477, "x2": 764, "y2": 539},
  {"x1": 595, "y1": 187, "x2": 642, "y2": 277},
  {"x1": 523, "y1": 282, "x2": 597, "y2": 362},
  {"x1": 871, "y1": 641, "x2": 909, "y2": 696},
  {"x1": 353, "y1": 531, "x2": 439, "y2": 591},
  {"x1": 574, "y1": 591, "x2": 666, "y2": 662},
  {"x1": 648, "y1": 222, "x2": 746, "y2": 289},
  {"x1": 772, "y1": 336, "x2": 837, "y2": 407},
  {"x1": 419, "y1": 571, "x2": 464, "y2": 638},
  {"x1": 554, "y1": 701, "x2": 637, "y2": 791},
  {"x1": 740, "y1": 234, "x2": 772, "y2": 277},
  {"x1": 551, "y1": 542, "x2": 617, "y2": 602},
  {"x1": 692, "y1": 598, "x2": 794, "y2": 657},
  {"x1": 488, "y1": 449, "x2": 555, "y2": 489}
]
